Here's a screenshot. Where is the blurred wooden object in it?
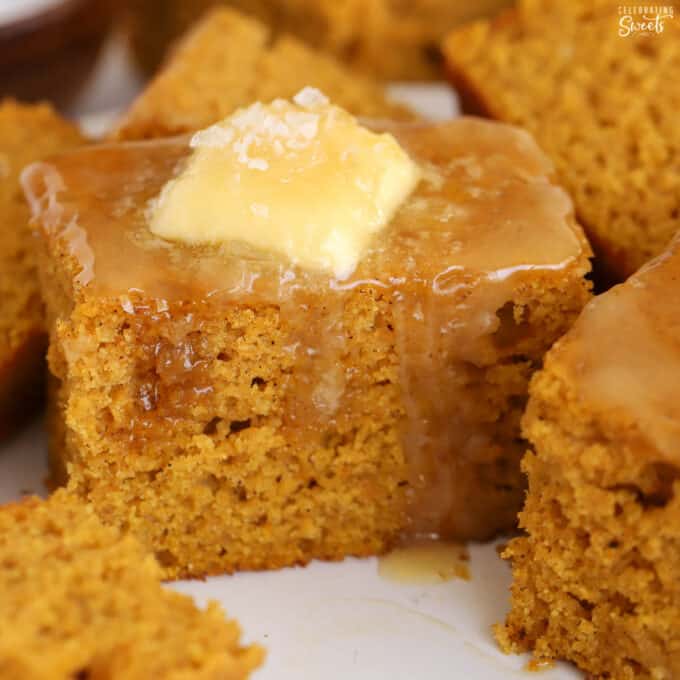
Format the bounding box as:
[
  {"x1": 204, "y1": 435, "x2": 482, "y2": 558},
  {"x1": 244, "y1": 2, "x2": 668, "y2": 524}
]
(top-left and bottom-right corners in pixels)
[{"x1": 0, "y1": 0, "x2": 113, "y2": 109}]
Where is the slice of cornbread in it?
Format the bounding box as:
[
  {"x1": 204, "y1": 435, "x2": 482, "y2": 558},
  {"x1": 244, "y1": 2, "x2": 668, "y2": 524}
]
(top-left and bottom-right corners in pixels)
[
  {"x1": 443, "y1": 0, "x2": 680, "y2": 281},
  {"x1": 114, "y1": 7, "x2": 416, "y2": 141},
  {"x1": 0, "y1": 101, "x2": 83, "y2": 440},
  {"x1": 0, "y1": 490, "x2": 263, "y2": 679},
  {"x1": 124, "y1": 0, "x2": 513, "y2": 81},
  {"x1": 497, "y1": 235, "x2": 680, "y2": 678},
  {"x1": 25, "y1": 114, "x2": 591, "y2": 579}
]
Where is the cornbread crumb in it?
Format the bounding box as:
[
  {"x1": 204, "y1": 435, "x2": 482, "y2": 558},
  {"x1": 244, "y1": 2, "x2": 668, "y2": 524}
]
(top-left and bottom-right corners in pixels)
[
  {"x1": 0, "y1": 491, "x2": 262, "y2": 679},
  {"x1": 498, "y1": 236, "x2": 680, "y2": 678},
  {"x1": 114, "y1": 7, "x2": 416, "y2": 141},
  {"x1": 29, "y1": 117, "x2": 592, "y2": 579},
  {"x1": 0, "y1": 100, "x2": 83, "y2": 439},
  {"x1": 444, "y1": 0, "x2": 680, "y2": 280},
  {"x1": 124, "y1": 0, "x2": 513, "y2": 80}
]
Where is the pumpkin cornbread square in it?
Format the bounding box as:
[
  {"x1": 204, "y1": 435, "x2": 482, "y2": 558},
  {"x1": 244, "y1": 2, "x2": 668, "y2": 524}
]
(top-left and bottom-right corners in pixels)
[
  {"x1": 25, "y1": 115, "x2": 591, "y2": 579},
  {"x1": 114, "y1": 7, "x2": 416, "y2": 141},
  {"x1": 0, "y1": 100, "x2": 83, "y2": 440},
  {"x1": 0, "y1": 490, "x2": 262, "y2": 679},
  {"x1": 124, "y1": 0, "x2": 513, "y2": 81},
  {"x1": 497, "y1": 235, "x2": 680, "y2": 679},
  {"x1": 443, "y1": 0, "x2": 680, "y2": 281}
]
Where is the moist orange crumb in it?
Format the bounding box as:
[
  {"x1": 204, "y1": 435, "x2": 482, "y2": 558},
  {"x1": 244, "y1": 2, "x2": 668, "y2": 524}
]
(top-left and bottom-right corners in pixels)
[
  {"x1": 114, "y1": 7, "x2": 417, "y2": 141},
  {"x1": 497, "y1": 235, "x2": 680, "y2": 678},
  {"x1": 443, "y1": 0, "x2": 680, "y2": 281},
  {"x1": 0, "y1": 100, "x2": 84, "y2": 440},
  {"x1": 0, "y1": 490, "x2": 263, "y2": 679}
]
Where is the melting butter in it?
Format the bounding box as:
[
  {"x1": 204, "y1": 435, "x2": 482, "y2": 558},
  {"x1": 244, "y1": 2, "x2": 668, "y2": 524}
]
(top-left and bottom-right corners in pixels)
[{"x1": 149, "y1": 87, "x2": 421, "y2": 280}]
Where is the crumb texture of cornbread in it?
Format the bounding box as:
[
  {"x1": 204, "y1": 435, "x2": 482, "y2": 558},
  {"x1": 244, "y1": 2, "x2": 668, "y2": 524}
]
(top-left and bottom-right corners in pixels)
[
  {"x1": 498, "y1": 236, "x2": 680, "y2": 679},
  {"x1": 0, "y1": 490, "x2": 262, "y2": 680},
  {"x1": 115, "y1": 7, "x2": 416, "y2": 141},
  {"x1": 26, "y1": 117, "x2": 591, "y2": 579},
  {"x1": 124, "y1": 0, "x2": 513, "y2": 81},
  {"x1": 0, "y1": 100, "x2": 83, "y2": 440},
  {"x1": 444, "y1": 0, "x2": 680, "y2": 281}
]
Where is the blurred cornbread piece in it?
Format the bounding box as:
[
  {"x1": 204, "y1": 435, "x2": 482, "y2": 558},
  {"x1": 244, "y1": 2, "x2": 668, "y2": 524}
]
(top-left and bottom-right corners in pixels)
[
  {"x1": 444, "y1": 0, "x2": 680, "y2": 281},
  {"x1": 26, "y1": 113, "x2": 591, "y2": 579},
  {"x1": 0, "y1": 101, "x2": 83, "y2": 440},
  {"x1": 114, "y1": 7, "x2": 416, "y2": 141},
  {"x1": 498, "y1": 235, "x2": 680, "y2": 678},
  {"x1": 0, "y1": 491, "x2": 263, "y2": 679},
  {"x1": 124, "y1": 0, "x2": 513, "y2": 81}
]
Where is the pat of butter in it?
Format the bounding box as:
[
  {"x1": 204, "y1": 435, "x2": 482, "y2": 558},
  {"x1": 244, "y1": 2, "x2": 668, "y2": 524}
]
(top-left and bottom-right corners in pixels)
[{"x1": 149, "y1": 88, "x2": 421, "y2": 279}]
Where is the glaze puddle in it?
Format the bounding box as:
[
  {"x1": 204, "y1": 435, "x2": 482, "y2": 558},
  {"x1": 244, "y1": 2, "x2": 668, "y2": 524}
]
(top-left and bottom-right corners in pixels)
[{"x1": 378, "y1": 538, "x2": 470, "y2": 584}]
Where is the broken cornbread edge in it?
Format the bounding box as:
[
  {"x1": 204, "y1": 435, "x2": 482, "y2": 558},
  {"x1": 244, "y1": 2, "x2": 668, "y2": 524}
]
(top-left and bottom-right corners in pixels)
[
  {"x1": 0, "y1": 490, "x2": 264, "y2": 678},
  {"x1": 497, "y1": 364, "x2": 680, "y2": 677}
]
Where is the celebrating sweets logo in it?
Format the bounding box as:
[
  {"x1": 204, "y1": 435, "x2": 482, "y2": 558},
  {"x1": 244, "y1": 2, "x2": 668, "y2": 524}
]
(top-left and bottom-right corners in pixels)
[{"x1": 618, "y1": 5, "x2": 675, "y2": 36}]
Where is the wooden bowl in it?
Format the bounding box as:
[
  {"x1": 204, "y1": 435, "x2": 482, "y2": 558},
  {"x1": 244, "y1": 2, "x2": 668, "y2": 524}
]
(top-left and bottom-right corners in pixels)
[{"x1": 0, "y1": 0, "x2": 114, "y2": 109}]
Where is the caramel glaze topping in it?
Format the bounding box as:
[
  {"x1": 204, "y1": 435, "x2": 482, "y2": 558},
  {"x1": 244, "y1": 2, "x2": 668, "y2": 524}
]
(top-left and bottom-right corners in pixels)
[
  {"x1": 23, "y1": 117, "x2": 587, "y2": 537},
  {"x1": 554, "y1": 234, "x2": 680, "y2": 460}
]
